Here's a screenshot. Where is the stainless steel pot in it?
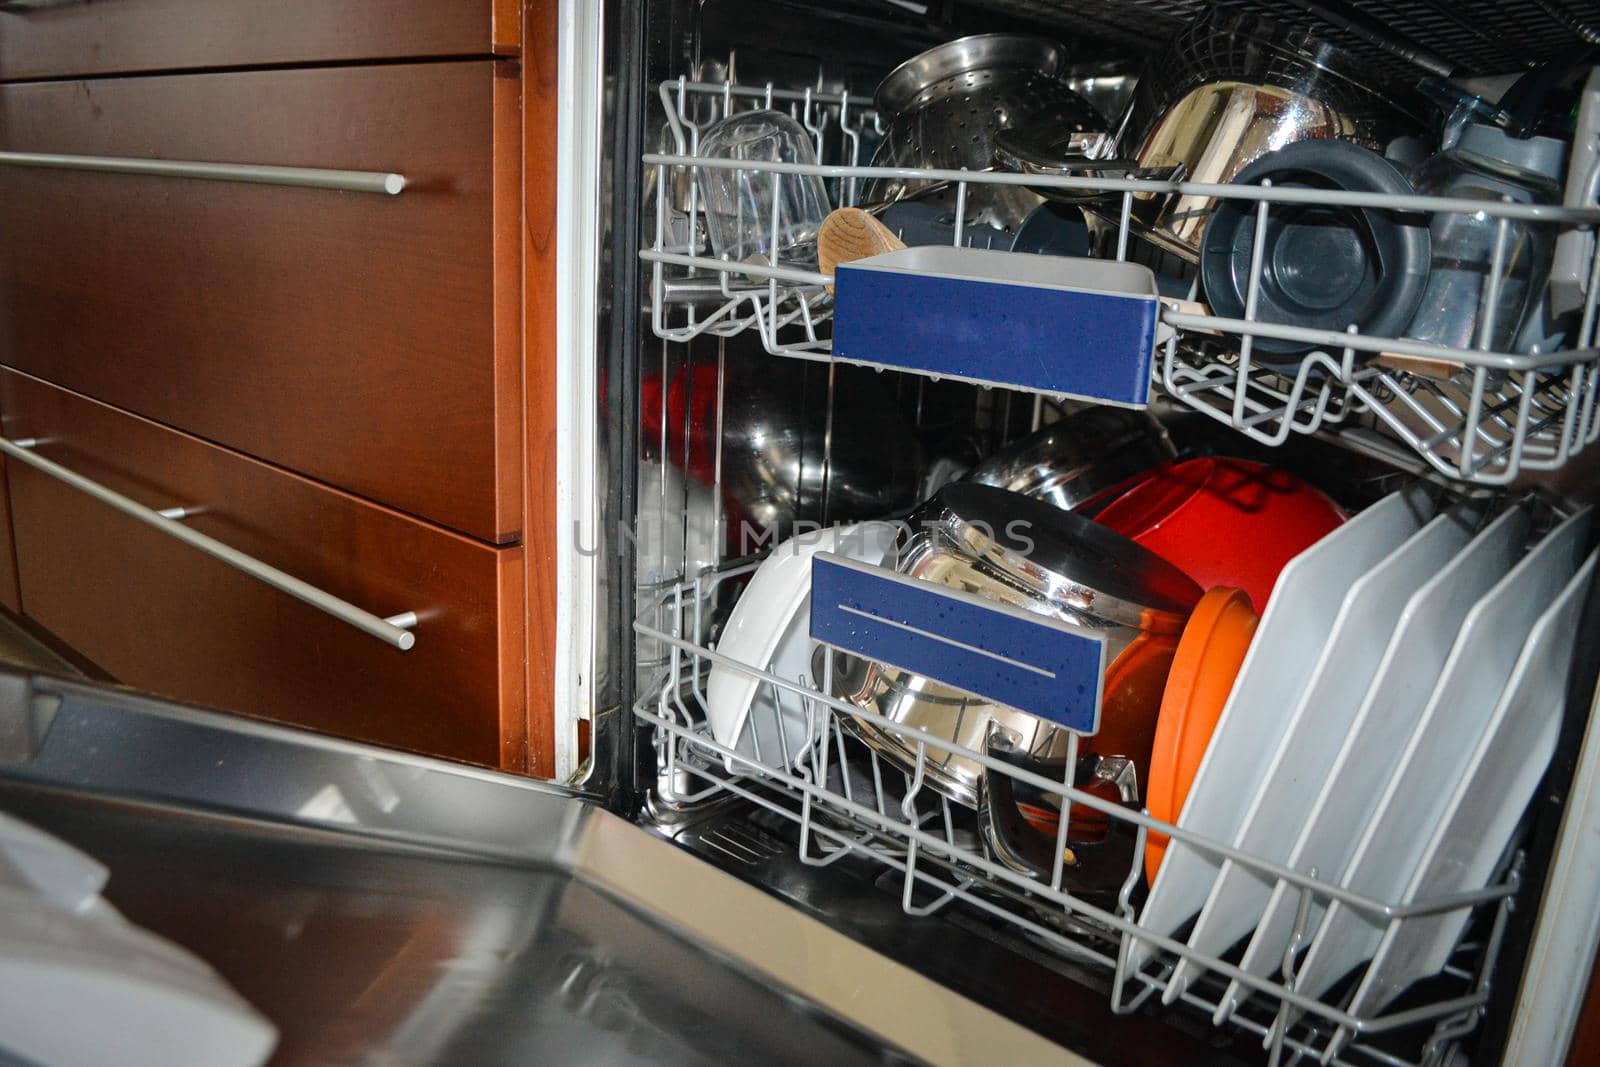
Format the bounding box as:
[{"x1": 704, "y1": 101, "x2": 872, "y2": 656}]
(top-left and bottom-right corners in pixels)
[
  {"x1": 717, "y1": 358, "x2": 925, "y2": 542},
  {"x1": 1101, "y1": 8, "x2": 1424, "y2": 262},
  {"x1": 963, "y1": 407, "x2": 1175, "y2": 514},
  {"x1": 832, "y1": 483, "x2": 1201, "y2": 811},
  {"x1": 864, "y1": 34, "x2": 1108, "y2": 235}
]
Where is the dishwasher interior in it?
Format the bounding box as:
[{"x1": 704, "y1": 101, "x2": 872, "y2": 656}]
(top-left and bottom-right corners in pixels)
[{"x1": 592, "y1": 2, "x2": 1600, "y2": 1064}]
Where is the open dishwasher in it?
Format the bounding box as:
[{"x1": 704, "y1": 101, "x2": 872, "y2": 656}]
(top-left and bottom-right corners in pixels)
[
  {"x1": 560, "y1": 1, "x2": 1600, "y2": 1065},
  {"x1": 5, "y1": 1, "x2": 1600, "y2": 1064}
]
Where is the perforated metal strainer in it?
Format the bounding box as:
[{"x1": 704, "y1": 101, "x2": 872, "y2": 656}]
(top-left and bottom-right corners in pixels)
[{"x1": 864, "y1": 34, "x2": 1109, "y2": 233}]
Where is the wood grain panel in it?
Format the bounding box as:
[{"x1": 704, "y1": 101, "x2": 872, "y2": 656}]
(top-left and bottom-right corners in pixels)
[
  {"x1": 0, "y1": 62, "x2": 521, "y2": 543},
  {"x1": 0, "y1": 457, "x2": 19, "y2": 614},
  {"x1": 522, "y1": 0, "x2": 558, "y2": 778},
  {"x1": 0, "y1": 0, "x2": 504, "y2": 82},
  {"x1": 494, "y1": 0, "x2": 523, "y2": 54},
  {"x1": 0, "y1": 369, "x2": 525, "y2": 770},
  {"x1": 1569, "y1": 946, "x2": 1600, "y2": 1066}
]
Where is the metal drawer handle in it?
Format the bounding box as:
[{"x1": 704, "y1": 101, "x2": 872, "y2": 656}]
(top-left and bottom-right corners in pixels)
[
  {"x1": 0, "y1": 151, "x2": 406, "y2": 196},
  {"x1": 0, "y1": 437, "x2": 419, "y2": 651}
]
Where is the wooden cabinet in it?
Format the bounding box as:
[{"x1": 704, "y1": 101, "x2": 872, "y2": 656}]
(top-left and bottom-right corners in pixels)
[
  {"x1": 1569, "y1": 947, "x2": 1600, "y2": 1065},
  {"x1": 0, "y1": 3, "x2": 557, "y2": 776},
  {"x1": 0, "y1": 369, "x2": 527, "y2": 770},
  {"x1": 0, "y1": 0, "x2": 520, "y2": 82},
  {"x1": 0, "y1": 62, "x2": 522, "y2": 543},
  {"x1": 0, "y1": 459, "x2": 18, "y2": 615}
]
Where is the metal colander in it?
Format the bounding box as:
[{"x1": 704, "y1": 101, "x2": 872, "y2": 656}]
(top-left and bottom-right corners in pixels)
[{"x1": 864, "y1": 34, "x2": 1109, "y2": 233}]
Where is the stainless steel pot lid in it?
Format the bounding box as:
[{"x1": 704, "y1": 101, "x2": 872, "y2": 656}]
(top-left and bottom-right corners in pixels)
[{"x1": 908, "y1": 483, "x2": 1201, "y2": 633}]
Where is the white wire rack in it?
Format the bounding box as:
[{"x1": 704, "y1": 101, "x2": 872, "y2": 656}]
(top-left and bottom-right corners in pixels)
[
  {"x1": 641, "y1": 77, "x2": 1600, "y2": 486},
  {"x1": 632, "y1": 565, "x2": 1520, "y2": 1067}
]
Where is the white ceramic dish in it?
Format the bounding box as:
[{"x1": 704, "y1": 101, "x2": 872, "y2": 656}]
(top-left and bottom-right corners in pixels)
[
  {"x1": 1327, "y1": 547, "x2": 1598, "y2": 1058},
  {"x1": 1286, "y1": 507, "x2": 1593, "y2": 1031},
  {"x1": 1164, "y1": 501, "x2": 1480, "y2": 1006},
  {"x1": 706, "y1": 523, "x2": 898, "y2": 772},
  {"x1": 1218, "y1": 502, "x2": 1532, "y2": 1023},
  {"x1": 1129, "y1": 484, "x2": 1435, "y2": 978}
]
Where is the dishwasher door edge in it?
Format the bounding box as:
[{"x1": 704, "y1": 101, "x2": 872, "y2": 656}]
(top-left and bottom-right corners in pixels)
[{"x1": 0, "y1": 668, "x2": 1091, "y2": 1067}]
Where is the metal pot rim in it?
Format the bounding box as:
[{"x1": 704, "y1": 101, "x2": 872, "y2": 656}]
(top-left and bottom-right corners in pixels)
[
  {"x1": 907, "y1": 484, "x2": 1200, "y2": 632},
  {"x1": 875, "y1": 33, "x2": 1068, "y2": 118}
]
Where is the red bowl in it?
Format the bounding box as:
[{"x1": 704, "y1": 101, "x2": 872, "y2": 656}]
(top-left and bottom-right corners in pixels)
[{"x1": 1094, "y1": 457, "x2": 1345, "y2": 612}]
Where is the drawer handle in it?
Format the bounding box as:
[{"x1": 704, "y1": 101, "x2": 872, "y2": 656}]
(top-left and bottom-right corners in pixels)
[
  {"x1": 0, "y1": 437, "x2": 419, "y2": 651},
  {"x1": 0, "y1": 151, "x2": 406, "y2": 196}
]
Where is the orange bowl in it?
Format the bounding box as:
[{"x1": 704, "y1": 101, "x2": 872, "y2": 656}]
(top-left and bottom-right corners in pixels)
[
  {"x1": 1145, "y1": 586, "x2": 1259, "y2": 883},
  {"x1": 1095, "y1": 457, "x2": 1345, "y2": 613}
]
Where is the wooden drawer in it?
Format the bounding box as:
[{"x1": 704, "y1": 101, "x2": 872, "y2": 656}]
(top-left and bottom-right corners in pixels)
[
  {"x1": 0, "y1": 61, "x2": 521, "y2": 543},
  {"x1": 0, "y1": 0, "x2": 519, "y2": 82},
  {"x1": 0, "y1": 458, "x2": 17, "y2": 614},
  {"x1": 0, "y1": 369, "x2": 527, "y2": 770}
]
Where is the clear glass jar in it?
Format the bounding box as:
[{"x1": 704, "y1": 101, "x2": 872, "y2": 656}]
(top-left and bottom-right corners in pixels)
[
  {"x1": 695, "y1": 109, "x2": 831, "y2": 270},
  {"x1": 1405, "y1": 123, "x2": 1566, "y2": 353}
]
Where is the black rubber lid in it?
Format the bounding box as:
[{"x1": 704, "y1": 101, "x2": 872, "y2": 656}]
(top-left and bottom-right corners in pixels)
[{"x1": 1200, "y1": 138, "x2": 1431, "y2": 363}]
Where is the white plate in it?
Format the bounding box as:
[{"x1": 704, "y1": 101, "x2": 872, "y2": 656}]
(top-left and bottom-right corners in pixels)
[
  {"x1": 1163, "y1": 501, "x2": 1481, "y2": 1006},
  {"x1": 706, "y1": 523, "x2": 898, "y2": 771},
  {"x1": 1129, "y1": 484, "x2": 1435, "y2": 978},
  {"x1": 1332, "y1": 547, "x2": 1599, "y2": 1050},
  {"x1": 1286, "y1": 507, "x2": 1594, "y2": 1031},
  {"x1": 1218, "y1": 502, "x2": 1531, "y2": 1023}
]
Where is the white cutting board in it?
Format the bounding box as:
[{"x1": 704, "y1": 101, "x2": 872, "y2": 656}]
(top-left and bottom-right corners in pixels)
[
  {"x1": 1284, "y1": 506, "x2": 1593, "y2": 1031},
  {"x1": 1162, "y1": 502, "x2": 1481, "y2": 1006},
  {"x1": 1217, "y1": 502, "x2": 1531, "y2": 1024},
  {"x1": 1328, "y1": 547, "x2": 1599, "y2": 1057},
  {"x1": 1128, "y1": 484, "x2": 1435, "y2": 978}
]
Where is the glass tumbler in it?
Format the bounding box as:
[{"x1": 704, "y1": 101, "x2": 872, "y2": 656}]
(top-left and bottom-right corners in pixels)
[{"x1": 696, "y1": 109, "x2": 831, "y2": 271}]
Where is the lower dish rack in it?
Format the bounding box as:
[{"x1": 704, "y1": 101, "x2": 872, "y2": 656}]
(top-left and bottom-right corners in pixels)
[{"x1": 631, "y1": 567, "x2": 1524, "y2": 1067}]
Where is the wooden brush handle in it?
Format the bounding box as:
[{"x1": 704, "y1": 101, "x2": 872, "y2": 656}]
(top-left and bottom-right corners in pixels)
[{"x1": 818, "y1": 207, "x2": 906, "y2": 291}]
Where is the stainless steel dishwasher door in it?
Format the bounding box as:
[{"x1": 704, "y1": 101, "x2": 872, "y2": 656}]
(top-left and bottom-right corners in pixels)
[{"x1": 0, "y1": 670, "x2": 1080, "y2": 1067}]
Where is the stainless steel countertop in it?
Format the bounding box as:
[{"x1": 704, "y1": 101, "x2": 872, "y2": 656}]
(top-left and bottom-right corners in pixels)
[{"x1": 0, "y1": 672, "x2": 1087, "y2": 1066}]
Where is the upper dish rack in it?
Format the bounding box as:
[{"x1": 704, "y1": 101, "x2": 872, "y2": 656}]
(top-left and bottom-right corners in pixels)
[{"x1": 640, "y1": 78, "x2": 1600, "y2": 487}]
